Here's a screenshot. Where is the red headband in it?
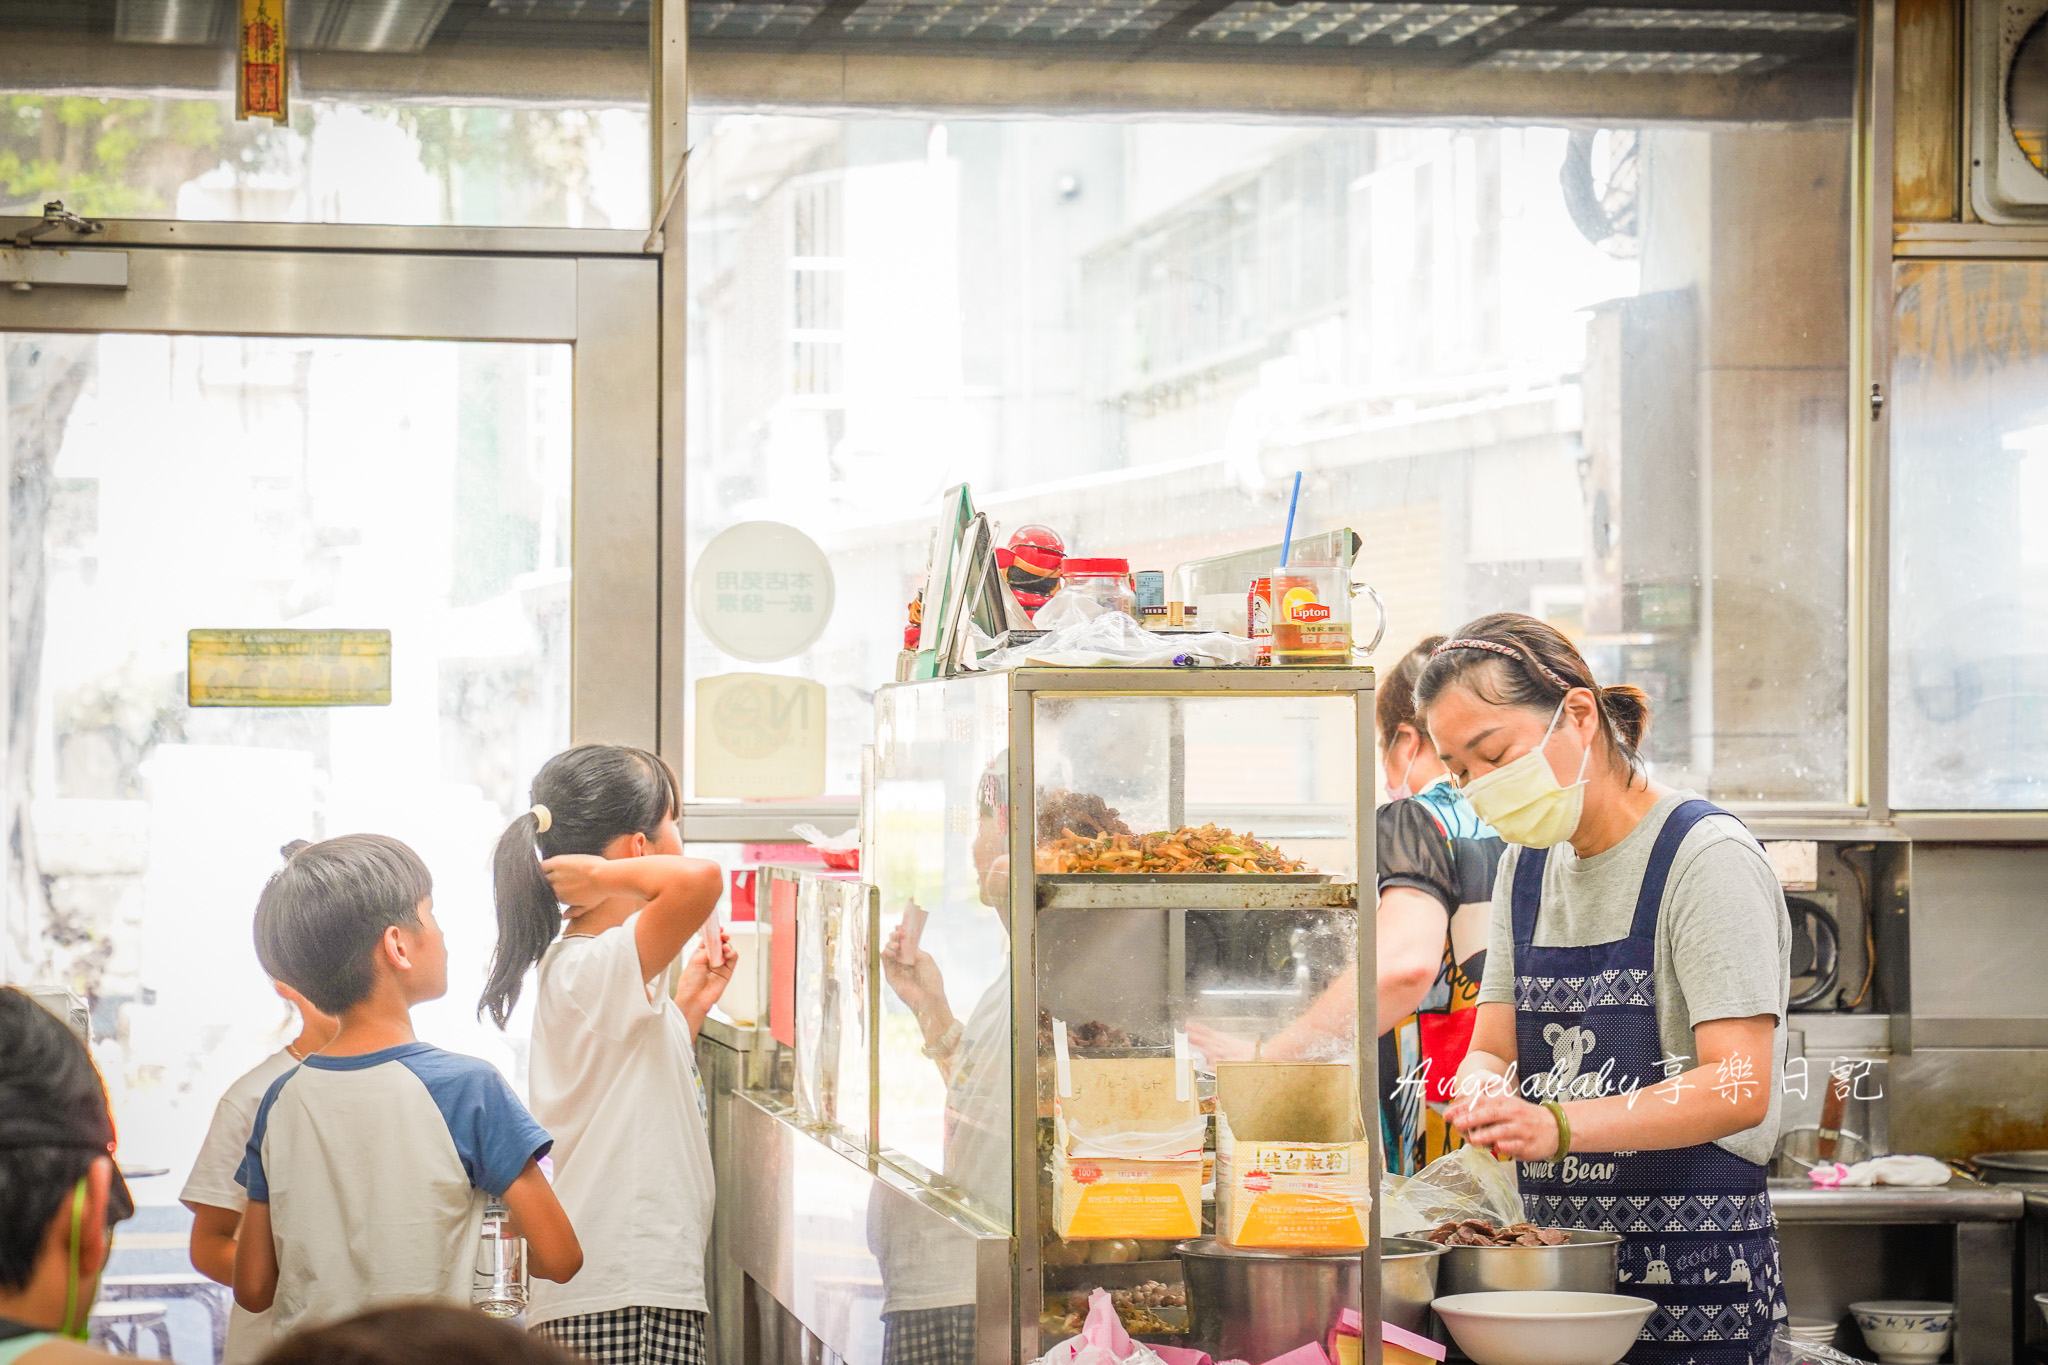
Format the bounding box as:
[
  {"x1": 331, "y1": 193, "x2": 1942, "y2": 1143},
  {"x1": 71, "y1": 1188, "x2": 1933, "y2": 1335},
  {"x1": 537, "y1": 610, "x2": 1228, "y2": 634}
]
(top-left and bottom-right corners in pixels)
[{"x1": 1430, "y1": 637, "x2": 1574, "y2": 692}]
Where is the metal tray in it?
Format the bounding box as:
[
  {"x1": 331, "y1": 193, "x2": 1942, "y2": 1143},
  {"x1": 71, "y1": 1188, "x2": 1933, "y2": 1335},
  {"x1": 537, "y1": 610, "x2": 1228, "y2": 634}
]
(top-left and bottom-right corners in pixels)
[{"x1": 1039, "y1": 872, "x2": 1335, "y2": 884}]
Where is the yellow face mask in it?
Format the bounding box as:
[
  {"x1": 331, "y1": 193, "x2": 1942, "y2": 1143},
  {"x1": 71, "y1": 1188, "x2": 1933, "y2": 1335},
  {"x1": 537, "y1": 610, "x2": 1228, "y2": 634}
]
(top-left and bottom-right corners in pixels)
[{"x1": 1458, "y1": 698, "x2": 1591, "y2": 848}]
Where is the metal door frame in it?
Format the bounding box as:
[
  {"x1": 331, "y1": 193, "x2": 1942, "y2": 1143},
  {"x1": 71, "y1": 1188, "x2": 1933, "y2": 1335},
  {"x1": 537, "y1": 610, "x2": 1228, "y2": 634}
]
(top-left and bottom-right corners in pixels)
[{"x1": 0, "y1": 244, "x2": 661, "y2": 749}]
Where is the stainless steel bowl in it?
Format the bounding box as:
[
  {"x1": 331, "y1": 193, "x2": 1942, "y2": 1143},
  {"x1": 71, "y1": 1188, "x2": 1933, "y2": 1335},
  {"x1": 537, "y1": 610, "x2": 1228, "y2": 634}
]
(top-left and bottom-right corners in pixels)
[
  {"x1": 1433, "y1": 1229, "x2": 1621, "y2": 1296},
  {"x1": 1175, "y1": 1237, "x2": 1448, "y2": 1359},
  {"x1": 1971, "y1": 1150, "x2": 2048, "y2": 1184},
  {"x1": 1382, "y1": 1237, "x2": 1448, "y2": 1334},
  {"x1": 1177, "y1": 1240, "x2": 1359, "y2": 1363},
  {"x1": 1773, "y1": 1126, "x2": 1873, "y2": 1178}
]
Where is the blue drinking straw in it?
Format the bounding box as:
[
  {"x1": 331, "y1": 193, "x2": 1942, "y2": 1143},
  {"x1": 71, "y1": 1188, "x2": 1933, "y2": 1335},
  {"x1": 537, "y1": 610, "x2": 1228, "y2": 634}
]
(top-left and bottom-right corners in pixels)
[{"x1": 1279, "y1": 470, "x2": 1303, "y2": 567}]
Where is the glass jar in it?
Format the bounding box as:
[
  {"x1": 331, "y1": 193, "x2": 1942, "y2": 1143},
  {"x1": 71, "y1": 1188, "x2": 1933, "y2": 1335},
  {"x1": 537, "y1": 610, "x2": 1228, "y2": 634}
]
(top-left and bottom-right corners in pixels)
[{"x1": 1057, "y1": 558, "x2": 1136, "y2": 617}]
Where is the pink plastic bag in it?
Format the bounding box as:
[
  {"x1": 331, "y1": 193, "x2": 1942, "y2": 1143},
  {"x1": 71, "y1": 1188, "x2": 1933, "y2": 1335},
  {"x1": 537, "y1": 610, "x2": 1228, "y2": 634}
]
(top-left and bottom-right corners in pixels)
[
  {"x1": 1260, "y1": 1344, "x2": 1331, "y2": 1365},
  {"x1": 1035, "y1": 1290, "x2": 1170, "y2": 1365}
]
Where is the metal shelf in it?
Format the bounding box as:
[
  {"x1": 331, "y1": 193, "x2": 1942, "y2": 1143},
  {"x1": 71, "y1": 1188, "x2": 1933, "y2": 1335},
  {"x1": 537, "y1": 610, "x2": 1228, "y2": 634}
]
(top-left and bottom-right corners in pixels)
[{"x1": 1038, "y1": 879, "x2": 1359, "y2": 910}]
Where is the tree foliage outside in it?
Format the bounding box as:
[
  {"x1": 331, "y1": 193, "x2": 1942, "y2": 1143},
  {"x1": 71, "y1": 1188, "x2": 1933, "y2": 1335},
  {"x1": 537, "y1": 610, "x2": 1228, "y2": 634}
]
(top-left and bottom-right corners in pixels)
[
  {"x1": 0, "y1": 94, "x2": 244, "y2": 216},
  {"x1": 394, "y1": 105, "x2": 633, "y2": 228}
]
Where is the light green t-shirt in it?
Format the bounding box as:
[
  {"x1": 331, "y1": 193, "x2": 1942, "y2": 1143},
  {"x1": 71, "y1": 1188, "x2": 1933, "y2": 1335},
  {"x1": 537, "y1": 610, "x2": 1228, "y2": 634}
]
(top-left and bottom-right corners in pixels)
[
  {"x1": 1476, "y1": 790, "x2": 1793, "y2": 1165},
  {"x1": 0, "y1": 1333, "x2": 59, "y2": 1365}
]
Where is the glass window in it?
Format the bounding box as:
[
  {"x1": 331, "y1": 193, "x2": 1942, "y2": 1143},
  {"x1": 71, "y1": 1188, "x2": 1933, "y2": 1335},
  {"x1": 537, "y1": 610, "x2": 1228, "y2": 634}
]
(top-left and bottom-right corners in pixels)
[
  {"x1": 1891, "y1": 261, "x2": 2048, "y2": 808},
  {"x1": 685, "y1": 115, "x2": 1853, "y2": 804},
  {"x1": 0, "y1": 11, "x2": 649, "y2": 227},
  {"x1": 2, "y1": 331, "x2": 572, "y2": 1197},
  {"x1": 871, "y1": 674, "x2": 1012, "y2": 1225}
]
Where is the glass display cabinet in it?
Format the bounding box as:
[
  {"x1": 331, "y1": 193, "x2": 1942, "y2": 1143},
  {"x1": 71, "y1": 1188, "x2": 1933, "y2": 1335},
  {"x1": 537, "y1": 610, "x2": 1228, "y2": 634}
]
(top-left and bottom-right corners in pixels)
[{"x1": 867, "y1": 667, "x2": 1381, "y2": 1364}]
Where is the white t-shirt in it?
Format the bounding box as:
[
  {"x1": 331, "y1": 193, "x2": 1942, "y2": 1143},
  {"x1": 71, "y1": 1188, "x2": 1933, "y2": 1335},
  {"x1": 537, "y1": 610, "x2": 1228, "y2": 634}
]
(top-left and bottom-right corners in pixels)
[
  {"x1": 181, "y1": 1048, "x2": 295, "y2": 1365},
  {"x1": 237, "y1": 1043, "x2": 551, "y2": 1339},
  {"x1": 526, "y1": 914, "x2": 716, "y2": 1325}
]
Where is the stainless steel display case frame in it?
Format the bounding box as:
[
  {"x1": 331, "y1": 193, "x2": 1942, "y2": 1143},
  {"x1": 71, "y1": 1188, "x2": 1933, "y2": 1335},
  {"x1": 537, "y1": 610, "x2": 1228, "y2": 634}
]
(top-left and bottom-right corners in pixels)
[{"x1": 997, "y1": 667, "x2": 1382, "y2": 1365}]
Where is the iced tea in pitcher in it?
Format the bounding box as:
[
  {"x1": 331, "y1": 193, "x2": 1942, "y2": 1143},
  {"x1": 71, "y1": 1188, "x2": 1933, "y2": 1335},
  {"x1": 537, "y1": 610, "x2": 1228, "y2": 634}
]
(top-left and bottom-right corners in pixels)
[{"x1": 1268, "y1": 564, "x2": 1351, "y2": 666}]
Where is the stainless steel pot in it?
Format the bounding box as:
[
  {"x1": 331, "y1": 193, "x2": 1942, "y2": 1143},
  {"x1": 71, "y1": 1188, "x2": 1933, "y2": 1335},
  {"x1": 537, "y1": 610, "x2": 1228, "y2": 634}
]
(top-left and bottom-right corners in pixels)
[
  {"x1": 1176, "y1": 1240, "x2": 1345, "y2": 1362},
  {"x1": 1971, "y1": 1150, "x2": 2048, "y2": 1183},
  {"x1": 1381, "y1": 1237, "x2": 1448, "y2": 1333},
  {"x1": 1174, "y1": 1238, "x2": 1446, "y2": 1358},
  {"x1": 1433, "y1": 1229, "x2": 1621, "y2": 1296}
]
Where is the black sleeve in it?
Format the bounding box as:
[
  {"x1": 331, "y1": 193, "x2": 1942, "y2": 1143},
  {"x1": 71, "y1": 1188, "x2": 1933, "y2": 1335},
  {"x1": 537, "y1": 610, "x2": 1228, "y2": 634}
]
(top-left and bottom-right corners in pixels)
[{"x1": 1375, "y1": 799, "x2": 1458, "y2": 911}]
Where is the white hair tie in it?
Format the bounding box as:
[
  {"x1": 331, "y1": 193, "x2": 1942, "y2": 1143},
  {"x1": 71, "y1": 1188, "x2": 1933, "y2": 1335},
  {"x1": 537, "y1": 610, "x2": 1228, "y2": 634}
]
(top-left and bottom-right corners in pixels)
[{"x1": 531, "y1": 804, "x2": 552, "y2": 834}]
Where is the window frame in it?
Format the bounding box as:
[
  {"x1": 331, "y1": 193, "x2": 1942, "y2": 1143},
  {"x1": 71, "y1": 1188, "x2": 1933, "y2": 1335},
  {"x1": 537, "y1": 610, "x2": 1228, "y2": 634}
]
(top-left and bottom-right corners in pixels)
[{"x1": 0, "y1": 242, "x2": 663, "y2": 751}]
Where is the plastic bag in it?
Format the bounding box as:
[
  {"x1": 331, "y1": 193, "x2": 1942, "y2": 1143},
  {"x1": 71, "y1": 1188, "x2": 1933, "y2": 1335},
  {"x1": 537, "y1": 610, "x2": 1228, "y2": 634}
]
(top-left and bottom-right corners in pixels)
[
  {"x1": 1771, "y1": 1327, "x2": 1874, "y2": 1365},
  {"x1": 1380, "y1": 1143, "x2": 1524, "y2": 1238},
  {"x1": 1035, "y1": 1289, "x2": 1172, "y2": 1365},
  {"x1": 1809, "y1": 1155, "x2": 1949, "y2": 1188},
  {"x1": 980, "y1": 611, "x2": 1260, "y2": 670},
  {"x1": 1034, "y1": 589, "x2": 1108, "y2": 629},
  {"x1": 791, "y1": 822, "x2": 860, "y2": 871}
]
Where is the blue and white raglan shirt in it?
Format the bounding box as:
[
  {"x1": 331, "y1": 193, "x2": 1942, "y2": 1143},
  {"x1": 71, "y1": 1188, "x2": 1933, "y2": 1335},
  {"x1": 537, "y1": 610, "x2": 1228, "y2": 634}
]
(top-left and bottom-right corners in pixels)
[{"x1": 236, "y1": 1042, "x2": 552, "y2": 1338}]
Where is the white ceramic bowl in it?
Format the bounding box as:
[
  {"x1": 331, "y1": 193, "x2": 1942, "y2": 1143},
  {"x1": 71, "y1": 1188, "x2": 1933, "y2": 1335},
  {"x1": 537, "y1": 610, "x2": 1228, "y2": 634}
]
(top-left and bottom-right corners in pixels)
[
  {"x1": 1786, "y1": 1318, "x2": 1838, "y2": 1343},
  {"x1": 1431, "y1": 1291, "x2": 1656, "y2": 1365},
  {"x1": 1850, "y1": 1300, "x2": 1953, "y2": 1365}
]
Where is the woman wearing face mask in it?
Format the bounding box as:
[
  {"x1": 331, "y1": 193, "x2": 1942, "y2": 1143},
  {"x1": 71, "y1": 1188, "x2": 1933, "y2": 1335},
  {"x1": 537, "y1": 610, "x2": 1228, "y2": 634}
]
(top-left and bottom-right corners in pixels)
[
  {"x1": 1187, "y1": 636, "x2": 1505, "y2": 1175},
  {"x1": 1425, "y1": 614, "x2": 1791, "y2": 1365}
]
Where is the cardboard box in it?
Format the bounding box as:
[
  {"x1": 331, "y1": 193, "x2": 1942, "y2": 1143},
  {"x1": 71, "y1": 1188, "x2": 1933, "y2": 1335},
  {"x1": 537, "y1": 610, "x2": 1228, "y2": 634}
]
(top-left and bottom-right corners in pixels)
[
  {"x1": 1214, "y1": 1062, "x2": 1371, "y2": 1249},
  {"x1": 1053, "y1": 1052, "x2": 1204, "y2": 1239}
]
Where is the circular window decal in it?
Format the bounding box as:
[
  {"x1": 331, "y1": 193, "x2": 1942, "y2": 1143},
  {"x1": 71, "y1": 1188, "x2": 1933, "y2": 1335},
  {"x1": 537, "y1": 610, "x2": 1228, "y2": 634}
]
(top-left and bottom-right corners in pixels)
[{"x1": 691, "y1": 521, "x2": 836, "y2": 663}]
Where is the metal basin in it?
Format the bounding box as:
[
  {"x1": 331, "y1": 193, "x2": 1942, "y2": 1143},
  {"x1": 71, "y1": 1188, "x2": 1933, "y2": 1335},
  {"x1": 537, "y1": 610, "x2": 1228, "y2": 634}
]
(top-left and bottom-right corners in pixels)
[
  {"x1": 1971, "y1": 1150, "x2": 2048, "y2": 1184},
  {"x1": 1774, "y1": 1125, "x2": 1873, "y2": 1178},
  {"x1": 1175, "y1": 1238, "x2": 1446, "y2": 1360},
  {"x1": 1382, "y1": 1237, "x2": 1449, "y2": 1333},
  {"x1": 1177, "y1": 1240, "x2": 1358, "y2": 1363},
  {"x1": 1434, "y1": 1230, "x2": 1621, "y2": 1297}
]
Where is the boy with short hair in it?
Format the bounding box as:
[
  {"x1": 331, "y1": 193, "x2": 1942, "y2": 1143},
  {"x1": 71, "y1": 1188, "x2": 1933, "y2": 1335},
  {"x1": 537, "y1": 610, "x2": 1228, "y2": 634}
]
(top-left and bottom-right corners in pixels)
[
  {"x1": 182, "y1": 979, "x2": 338, "y2": 1364},
  {"x1": 233, "y1": 835, "x2": 581, "y2": 1336}
]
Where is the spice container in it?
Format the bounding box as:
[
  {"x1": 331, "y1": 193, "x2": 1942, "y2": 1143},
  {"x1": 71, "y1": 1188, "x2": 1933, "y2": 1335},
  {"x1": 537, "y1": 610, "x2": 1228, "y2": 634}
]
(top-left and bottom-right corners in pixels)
[{"x1": 1059, "y1": 559, "x2": 1137, "y2": 617}]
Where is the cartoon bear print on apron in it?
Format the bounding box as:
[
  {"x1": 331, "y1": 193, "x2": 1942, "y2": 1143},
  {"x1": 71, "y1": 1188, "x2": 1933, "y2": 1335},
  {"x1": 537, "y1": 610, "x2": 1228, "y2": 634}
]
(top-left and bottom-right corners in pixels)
[{"x1": 1511, "y1": 799, "x2": 1786, "y2": 1365}]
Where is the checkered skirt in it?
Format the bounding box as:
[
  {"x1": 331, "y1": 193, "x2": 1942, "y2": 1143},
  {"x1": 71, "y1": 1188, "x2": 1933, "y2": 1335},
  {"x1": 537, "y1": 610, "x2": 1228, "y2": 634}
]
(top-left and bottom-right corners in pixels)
[
  {"x1": 532, "y1": 1307, "x2": 710, "y2": 1365},
  {"x1": 881, "y1": 1305, "x2": 978, "y2": 1365}
]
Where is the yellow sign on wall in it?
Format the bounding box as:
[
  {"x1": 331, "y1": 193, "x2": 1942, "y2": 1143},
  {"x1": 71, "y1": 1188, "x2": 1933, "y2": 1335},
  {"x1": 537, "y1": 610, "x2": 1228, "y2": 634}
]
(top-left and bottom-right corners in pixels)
[
  {"x1": 237, "y1": 0, "x2": 288, "y2": 122},
  {"x1": 188, "y1": 630, "x2": 391, "y2": 707}
]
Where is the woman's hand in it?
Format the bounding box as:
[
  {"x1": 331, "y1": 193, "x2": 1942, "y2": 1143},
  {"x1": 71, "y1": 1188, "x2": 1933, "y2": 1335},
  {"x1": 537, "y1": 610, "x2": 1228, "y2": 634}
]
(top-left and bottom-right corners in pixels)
[
  {"x1": 1446, "y1": 1091, "x2": 1562, "y2": 1162},
  {"x1": 676, "y1": 931, "x2": 734, "y2": 1034},
  {"x1": 1183, "y1": 1021, "x2": 1256, "y2": 1065},
  {"x1": 541, "y1": 854, "x2": 622, "y2": 918},
  {"x1": 881, "y1": 926, "x2": 949, "y2": 1022}
]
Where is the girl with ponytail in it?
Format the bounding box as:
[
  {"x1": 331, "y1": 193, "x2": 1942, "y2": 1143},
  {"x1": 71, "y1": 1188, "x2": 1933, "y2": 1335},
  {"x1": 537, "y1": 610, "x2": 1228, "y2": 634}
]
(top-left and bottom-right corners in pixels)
[
  {"x1": 480, "y1": 745, "x2": 728, "y2": 1365},
  {"x1": 1419, "y1": 613, "x2": 1794, "y2": 1365}
]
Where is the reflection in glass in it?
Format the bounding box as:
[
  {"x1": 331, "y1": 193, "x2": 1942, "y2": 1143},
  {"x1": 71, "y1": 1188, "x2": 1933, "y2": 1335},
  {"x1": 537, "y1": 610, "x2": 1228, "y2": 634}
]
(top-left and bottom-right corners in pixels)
[
  {"x1": 2, "y1": 333, "x2": 573, "y2": 1198},
  {"x1": 872, "y1": 676, "x2": 1012, "y2": 1228},
  {"x1": 1892, "y1": 261, "x2": 2048, "y2": 807},
  {"x1": 686, "y1": 117, "x2": 1852, "y2": 802}
]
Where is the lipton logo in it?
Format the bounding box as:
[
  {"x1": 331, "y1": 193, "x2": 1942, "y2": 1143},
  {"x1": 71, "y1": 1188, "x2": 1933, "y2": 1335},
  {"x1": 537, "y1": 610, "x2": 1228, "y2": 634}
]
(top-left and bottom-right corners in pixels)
[
  {"x1": 1244, "y1": 1170, "x2": 1272, "y2": 1194},
  {"x1": 1072, "y1": 1162, "x2": 1101, "y2": 1185},
  {"x1": 1289, "y1": 603, "x2": 1332, "y2": 622}
]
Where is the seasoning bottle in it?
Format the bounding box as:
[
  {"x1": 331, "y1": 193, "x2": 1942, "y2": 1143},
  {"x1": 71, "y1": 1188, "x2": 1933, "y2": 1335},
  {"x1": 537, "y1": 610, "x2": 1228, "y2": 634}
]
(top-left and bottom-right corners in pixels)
[{"x1": 1058, "y1": 559, "x2": 1137, "y2": 618}]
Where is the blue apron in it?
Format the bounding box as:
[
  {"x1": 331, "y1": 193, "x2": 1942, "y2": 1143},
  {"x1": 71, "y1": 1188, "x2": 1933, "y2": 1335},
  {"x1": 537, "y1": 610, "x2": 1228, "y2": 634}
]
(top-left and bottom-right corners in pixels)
[{"x1": 1511, "y1": 799, "x2": 1786, "y2": 1365}]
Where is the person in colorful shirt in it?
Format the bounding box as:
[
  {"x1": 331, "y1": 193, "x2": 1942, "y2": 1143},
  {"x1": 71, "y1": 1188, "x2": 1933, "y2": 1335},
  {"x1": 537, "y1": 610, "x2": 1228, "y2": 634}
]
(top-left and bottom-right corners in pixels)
[{"x1": 1187, "y1": 636, "x2": 1505, "y2": 1175}]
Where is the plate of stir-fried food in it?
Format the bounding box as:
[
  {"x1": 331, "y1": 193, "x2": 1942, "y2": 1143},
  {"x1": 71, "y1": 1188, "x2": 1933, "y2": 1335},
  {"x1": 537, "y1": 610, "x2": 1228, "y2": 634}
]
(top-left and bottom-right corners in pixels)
[{"x1": 1035, "y1": 822, "x2": 1322, "y2": 877}]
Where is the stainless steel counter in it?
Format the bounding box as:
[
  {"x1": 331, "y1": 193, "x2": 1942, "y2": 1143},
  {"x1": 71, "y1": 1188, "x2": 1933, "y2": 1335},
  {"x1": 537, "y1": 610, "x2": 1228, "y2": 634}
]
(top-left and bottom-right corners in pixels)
[
  {"x1": 722, "y1": 1092, "x2": 1012, "y2": 1365},
  {"x1": 1769, "y1": 1176, "x2": 2022, "y2": 1365},
  {"x1": 1769, "y1": 1176, "x2": 2026, "y2": 1223}
]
